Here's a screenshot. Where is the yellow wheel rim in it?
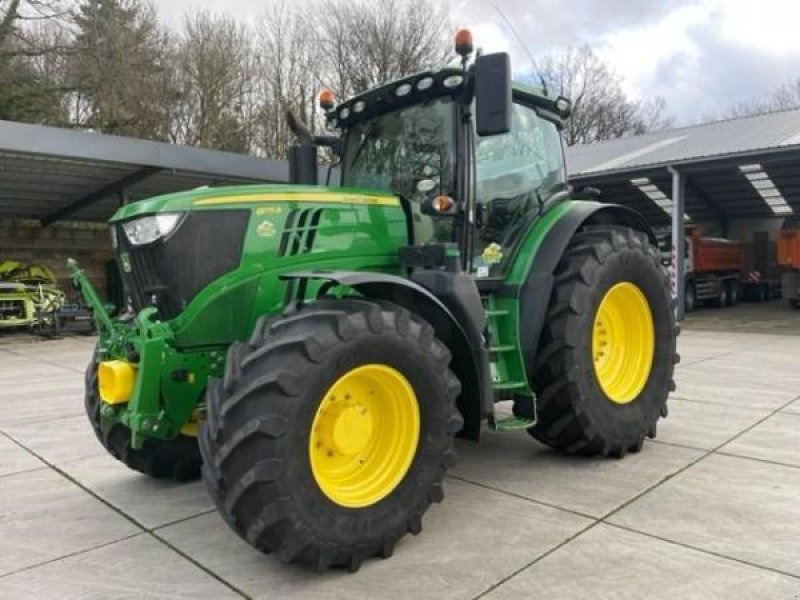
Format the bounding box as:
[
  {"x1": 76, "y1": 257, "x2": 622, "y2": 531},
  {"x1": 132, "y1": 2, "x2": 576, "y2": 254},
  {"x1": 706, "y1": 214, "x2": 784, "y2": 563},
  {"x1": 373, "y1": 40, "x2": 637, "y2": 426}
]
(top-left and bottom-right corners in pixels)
[
  {"x1": 592, "y1": 282, "x2": 655, "y2": 404},
  {"x1": 309, "y1": 364, "x2": 420, "y2": 508}
]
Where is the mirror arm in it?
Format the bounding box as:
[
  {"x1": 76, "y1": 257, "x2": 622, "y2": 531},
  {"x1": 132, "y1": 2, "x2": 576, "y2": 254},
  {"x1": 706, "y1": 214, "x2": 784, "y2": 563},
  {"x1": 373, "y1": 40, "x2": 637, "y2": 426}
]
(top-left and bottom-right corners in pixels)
[{"x1": 313, "y1": 135, "x2": 342, "y2": 155}]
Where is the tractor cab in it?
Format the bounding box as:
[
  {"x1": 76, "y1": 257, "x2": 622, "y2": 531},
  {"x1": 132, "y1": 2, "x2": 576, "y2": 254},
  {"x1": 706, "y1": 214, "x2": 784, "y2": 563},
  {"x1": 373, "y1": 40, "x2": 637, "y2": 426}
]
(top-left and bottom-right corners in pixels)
[{"x1": 291, "y1": 35, "x2": 573, "y2": 282}]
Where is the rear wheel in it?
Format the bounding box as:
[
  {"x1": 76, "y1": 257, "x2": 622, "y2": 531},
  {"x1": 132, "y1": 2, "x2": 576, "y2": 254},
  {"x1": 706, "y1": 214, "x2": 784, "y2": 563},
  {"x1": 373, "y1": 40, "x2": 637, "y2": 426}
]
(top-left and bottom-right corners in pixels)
[
  {"x1": 528, "y1": 226, "x2": 677, "y2": 457},
  {"x1": 200, "y1": 299, "x2": 461, "y2": 571},
  {"x1": 84, "y1": 347, "x2": 201, "y2": 481}
]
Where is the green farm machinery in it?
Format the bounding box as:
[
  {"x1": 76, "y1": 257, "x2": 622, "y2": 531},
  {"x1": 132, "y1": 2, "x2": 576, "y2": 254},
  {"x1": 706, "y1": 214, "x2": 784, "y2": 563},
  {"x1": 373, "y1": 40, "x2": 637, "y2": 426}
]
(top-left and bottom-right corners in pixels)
[
  {"x1": 70, "y1": 31, "x2": 677, "y2": 571},
  {"x1": 0, "y1": 261, "x2": 65, "y2": 331}
]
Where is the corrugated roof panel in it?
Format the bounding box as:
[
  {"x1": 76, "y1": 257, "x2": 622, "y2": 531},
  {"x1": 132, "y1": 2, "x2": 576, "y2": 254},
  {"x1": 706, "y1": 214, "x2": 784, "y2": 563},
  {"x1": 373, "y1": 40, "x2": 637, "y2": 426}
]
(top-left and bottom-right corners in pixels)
[{"x1": 566, "y1": 108, "x2": 800, "y2": 176}]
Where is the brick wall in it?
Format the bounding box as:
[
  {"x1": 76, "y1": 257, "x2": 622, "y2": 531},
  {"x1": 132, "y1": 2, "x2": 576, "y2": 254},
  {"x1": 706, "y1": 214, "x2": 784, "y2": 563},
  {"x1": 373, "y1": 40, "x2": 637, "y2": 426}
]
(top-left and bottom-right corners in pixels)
[{"x1": 0, "y1": 219, "x2": 113, "y2": 299}]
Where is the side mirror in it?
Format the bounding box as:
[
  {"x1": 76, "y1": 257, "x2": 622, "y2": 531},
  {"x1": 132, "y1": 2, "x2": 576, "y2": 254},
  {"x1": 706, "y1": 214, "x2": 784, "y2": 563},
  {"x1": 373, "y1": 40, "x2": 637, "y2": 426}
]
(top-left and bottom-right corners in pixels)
[{"x1": 474, "y1": 52, "x2": 511, "y2": 137}]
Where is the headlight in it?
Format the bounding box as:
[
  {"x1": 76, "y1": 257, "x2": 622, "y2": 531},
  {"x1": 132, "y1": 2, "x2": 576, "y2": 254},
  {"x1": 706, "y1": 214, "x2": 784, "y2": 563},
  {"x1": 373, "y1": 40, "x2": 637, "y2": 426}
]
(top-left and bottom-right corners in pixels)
[{"x1": 122, "y1": 213, "x2": 183, "y2": 246}]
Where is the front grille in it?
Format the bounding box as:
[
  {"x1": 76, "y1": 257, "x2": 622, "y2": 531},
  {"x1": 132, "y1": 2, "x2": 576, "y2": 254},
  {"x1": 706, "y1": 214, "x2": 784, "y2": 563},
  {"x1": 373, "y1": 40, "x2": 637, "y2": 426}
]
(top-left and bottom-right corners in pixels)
[
  {"x1": 278, "y1": 208, "x2": 323, "y2": 257},
  {"x1": 117, "y1": 210, "x2": 249, "y2": 319}
]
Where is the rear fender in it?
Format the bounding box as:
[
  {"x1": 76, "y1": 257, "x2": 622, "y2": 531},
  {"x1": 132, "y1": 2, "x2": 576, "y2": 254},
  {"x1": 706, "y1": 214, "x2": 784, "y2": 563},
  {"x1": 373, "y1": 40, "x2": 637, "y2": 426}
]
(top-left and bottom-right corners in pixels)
[{"x1": 518, "y1": 202, "x2": 656, "y2": 377}]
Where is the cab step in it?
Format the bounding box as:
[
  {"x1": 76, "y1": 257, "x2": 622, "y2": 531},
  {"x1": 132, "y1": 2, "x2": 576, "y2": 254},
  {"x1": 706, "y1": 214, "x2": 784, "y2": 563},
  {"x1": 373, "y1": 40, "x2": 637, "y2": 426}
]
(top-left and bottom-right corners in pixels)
[
  {"x1": 490, "y1": 415, "x2": 535, "y2": 431},
  {"x1": 492, "y1": 380, "x2": 527, "y2": 391},
  {"x1": 489, "y1": 345, "x2": 516, "y2": 353}
]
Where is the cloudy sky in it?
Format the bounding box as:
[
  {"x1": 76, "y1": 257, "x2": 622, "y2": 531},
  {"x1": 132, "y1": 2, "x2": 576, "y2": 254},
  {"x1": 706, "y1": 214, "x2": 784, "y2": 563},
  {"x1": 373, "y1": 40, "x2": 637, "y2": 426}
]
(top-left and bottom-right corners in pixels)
[{"x1": 153, "y1": 0, "x2": 800, "y2": 125}]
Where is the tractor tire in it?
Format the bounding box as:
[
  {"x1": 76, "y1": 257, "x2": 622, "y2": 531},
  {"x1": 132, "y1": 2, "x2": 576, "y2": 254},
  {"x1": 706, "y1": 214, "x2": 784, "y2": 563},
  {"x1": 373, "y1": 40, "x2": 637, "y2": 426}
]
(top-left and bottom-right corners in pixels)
[
  {"x1": 84, "y1": 348, "x2": 202, "y2": 481},
  {"x1": 527, "y1": 226, "x2": 677, "y2": 457},
  {"x1": 200, "y1": 298, "x2": 461, "y2": 571}
]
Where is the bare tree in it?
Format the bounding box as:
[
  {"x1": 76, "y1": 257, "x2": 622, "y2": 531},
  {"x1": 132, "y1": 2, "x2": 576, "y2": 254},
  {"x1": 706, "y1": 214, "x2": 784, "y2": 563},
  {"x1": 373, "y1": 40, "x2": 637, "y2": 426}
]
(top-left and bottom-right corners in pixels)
[
  {"x1": 538, "y1": 45, "x2": 673, "y2": 146},
  {"x1": 304, "y1": 0, "x2": 451, "y2": 100},
  {"x1": 713, "y1": 80, "x2": 800, "y2": 121},
  {"x1": 251, "y1": 0, "x2": 316, "y2": 158},
  {"x1": 0, "y1": 0, "x2": 72, "y2": 122},
  {"x1": 169, "y1": 12, "x2": 255, "y2": 152}
]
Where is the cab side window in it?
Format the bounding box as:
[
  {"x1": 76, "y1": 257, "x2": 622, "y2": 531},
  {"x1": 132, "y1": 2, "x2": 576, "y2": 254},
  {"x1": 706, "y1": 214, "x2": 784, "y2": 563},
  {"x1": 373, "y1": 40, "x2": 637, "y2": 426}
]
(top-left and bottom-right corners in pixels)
[{"x1": 474, "y1": 103, "x2": 565, "y2": 273}]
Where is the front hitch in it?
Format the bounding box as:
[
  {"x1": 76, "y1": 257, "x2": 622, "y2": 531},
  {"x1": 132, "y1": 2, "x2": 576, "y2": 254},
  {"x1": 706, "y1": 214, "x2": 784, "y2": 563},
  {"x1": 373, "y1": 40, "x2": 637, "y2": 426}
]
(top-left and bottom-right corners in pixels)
[{"x1": 67, "y1": 258, "x2": 115, "y2": 334}]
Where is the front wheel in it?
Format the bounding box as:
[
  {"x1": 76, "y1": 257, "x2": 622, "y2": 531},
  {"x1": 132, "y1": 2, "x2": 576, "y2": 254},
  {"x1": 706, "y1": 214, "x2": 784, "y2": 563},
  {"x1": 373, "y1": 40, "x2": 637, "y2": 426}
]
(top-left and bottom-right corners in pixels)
[
  {"x1": 200, "y1": 299, "x2": 461, "y2": 571},
  {"x1": 84, "y1": 347, "x2": 202, "y2": 481},
  {"x1": 528, "y1": 226, "x2": 678, "y2": 457}
]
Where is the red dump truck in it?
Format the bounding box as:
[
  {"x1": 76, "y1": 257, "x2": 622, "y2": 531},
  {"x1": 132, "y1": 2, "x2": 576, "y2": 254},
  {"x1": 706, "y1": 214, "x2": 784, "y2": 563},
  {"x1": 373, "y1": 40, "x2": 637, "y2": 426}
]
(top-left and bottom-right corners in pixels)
[
  {"x1": 660, "y1": 230, "x2": 775, "y2": 311},
  {"x1": 683, "y1": 233, "x2": 746, "y2": 311}
]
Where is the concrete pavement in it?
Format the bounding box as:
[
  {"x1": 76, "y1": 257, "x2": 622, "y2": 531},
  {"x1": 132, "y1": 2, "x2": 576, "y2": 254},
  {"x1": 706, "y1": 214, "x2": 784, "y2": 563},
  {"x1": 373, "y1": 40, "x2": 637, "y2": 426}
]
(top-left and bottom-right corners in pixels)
[{"x1": 1, "y1": 302, "x2": 799, "y2": 598}]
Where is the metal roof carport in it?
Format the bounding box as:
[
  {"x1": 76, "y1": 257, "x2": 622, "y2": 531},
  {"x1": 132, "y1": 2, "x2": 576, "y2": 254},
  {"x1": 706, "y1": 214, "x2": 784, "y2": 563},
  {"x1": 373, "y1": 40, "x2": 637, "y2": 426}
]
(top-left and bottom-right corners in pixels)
[
  {"x1": 0, "y1": 119, "x2": 290, "y2": 224},
  {"x1": 564, "y1": 108, "x2": 800, "y2": 319}
]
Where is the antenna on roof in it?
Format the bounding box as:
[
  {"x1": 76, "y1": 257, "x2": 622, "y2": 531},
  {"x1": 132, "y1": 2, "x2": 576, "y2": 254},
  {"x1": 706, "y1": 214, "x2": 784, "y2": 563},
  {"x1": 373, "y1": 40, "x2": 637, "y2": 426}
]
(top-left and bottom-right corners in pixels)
[{"x1": 492, "y1": 3, "x2": 548, "y2": 96}]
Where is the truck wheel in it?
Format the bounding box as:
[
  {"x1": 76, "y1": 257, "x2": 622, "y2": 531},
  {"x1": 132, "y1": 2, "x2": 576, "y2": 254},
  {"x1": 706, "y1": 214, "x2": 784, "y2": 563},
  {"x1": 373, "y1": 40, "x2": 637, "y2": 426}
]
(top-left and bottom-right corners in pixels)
[
  {"x1": 684, "y1": 282, "x2": 695, "y2": 313},
  {"x1": 200, "y1": 299, "x2": 461, "y2": 571},
  {"x1": 84, "y1": 348, "x2": 202, "y2": 481},
  {"x1": 727, "y1": 281, "x2": 738, "y2": 306},
  {"x1": 528, "y1": 226, "x2": 677, "y2": 457},
  {"x1": 715, "y1": 284, "x2": 729, "y2": 308}
]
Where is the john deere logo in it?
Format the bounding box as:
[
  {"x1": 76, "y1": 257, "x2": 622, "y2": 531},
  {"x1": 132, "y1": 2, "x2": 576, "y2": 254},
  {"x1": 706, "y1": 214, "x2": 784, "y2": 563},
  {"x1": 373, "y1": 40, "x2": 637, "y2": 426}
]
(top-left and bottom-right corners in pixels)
[
  {"x1": 120, "y1": 252, "x2": 132, "y2": 273},
  {"x1": 482, "y1": 243, "x2": 503, "y2": 265},
  {"x1": 256, "y1": 220, "x2": 276, "y2": 238}
]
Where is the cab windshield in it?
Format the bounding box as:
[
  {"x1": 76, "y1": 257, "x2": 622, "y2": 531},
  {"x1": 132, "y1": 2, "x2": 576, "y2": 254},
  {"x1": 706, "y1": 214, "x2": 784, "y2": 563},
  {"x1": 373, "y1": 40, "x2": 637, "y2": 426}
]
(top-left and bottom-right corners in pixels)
[{"x1": 341, "y1": 97, "x2": 456, "y2": 220}]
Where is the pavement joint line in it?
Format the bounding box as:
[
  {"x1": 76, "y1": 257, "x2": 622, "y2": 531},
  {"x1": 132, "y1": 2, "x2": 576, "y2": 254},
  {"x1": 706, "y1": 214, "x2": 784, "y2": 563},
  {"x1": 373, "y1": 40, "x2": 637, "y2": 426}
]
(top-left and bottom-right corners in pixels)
[
  {"x1": 647, "y1": 438, "x2": 712, "y2": 453},
  {"x1": 673, "y1": 336, "x2": 779, "y2": 368},
  {"x1": 150, "y1": 508, "x2": 219, "y2": 532},
  {"x1": 667, "y1": 394, "x2": 789, "y2": 410},
  {"x1": 712, "y1": 450, "x2": 800, "y2": 472},
  {"x1": 774, "y1": 409, "x2": 800, "y2": 419},
  {"x1": 0, "y1": 533, "x2": 145, "y2": 581},
  {"x1": 599, "y1": 392, "x2": 800, "y2": 524},
  {"x1": 473, "y1": 392, "x2": 800, "y2": 598},
  {"x1": 0, "y1": 411, "x2": 86, "y2": 429},
  {"x1": 472, "y1": 519, "x2": 602, "y2": 599},
  {"x1": 0, "y1": 346, "x2": 85, "y2": 374},
  {"x1": 446, "y1": 473, "x2": 599, "y2": 522},
  {"x1": 604, "y1": 522, "x2": 800, "y2": 581},
  {"x1": 0, "y1": 429, "x2": 251, "y2": 600},
  {"x1": 0, "y1": 465, "x2": 50, "y2": 480}
]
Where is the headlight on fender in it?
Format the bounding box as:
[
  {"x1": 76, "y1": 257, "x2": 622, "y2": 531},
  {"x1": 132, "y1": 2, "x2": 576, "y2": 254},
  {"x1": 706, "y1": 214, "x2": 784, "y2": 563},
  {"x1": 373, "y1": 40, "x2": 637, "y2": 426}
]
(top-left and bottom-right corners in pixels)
[{"x1": 121, "y1": 213, "x2": 183, "y2": 246}]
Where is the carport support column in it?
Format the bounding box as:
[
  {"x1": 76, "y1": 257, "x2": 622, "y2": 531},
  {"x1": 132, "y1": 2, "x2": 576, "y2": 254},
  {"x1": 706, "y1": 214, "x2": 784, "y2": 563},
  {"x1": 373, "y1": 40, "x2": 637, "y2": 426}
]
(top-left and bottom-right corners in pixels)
[{"x1": 669, "y1": 166, "x2": 685, "y2": 321}]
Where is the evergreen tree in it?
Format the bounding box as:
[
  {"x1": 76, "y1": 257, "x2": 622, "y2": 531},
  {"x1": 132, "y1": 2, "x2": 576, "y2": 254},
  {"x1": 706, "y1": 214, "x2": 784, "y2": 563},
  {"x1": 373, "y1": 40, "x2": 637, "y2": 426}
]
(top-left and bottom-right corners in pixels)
[{"x1": 70, "y1": 0, "x2": 171, "y2": 138}]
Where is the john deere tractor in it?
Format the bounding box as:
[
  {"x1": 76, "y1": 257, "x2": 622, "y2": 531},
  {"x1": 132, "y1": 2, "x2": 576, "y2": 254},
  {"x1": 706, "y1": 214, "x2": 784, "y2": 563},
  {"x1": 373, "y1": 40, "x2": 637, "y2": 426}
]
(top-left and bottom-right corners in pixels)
[{"x1": 70, "y1": 31, "x2": 677, "y2": 571}]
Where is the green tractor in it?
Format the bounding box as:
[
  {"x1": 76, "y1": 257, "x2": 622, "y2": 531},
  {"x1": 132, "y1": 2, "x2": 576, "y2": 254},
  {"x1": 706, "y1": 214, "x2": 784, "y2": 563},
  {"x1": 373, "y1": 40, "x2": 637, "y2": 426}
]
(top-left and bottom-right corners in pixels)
[{"x1": 70, "y1": 31, "x2": 677, "y2": 571}]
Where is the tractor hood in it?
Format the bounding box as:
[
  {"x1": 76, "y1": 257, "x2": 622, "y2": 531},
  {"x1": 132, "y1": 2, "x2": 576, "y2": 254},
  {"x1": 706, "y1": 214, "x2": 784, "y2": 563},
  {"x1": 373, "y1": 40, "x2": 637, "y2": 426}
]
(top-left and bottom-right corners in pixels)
[{"x1": 109, "y1": 184, "x2": 400, "y2": 223}]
